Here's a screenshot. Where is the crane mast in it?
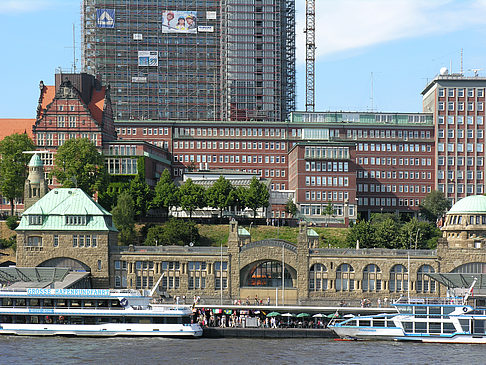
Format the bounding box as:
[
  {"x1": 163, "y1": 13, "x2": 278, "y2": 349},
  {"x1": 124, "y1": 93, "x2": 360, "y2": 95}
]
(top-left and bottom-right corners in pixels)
[{"x1": 305, "y1": 0, "x2": 315, "y2": 112}]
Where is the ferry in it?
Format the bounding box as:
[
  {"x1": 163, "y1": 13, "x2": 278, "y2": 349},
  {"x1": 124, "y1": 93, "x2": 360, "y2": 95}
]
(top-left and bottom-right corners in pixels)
[
  {"x1": 330, "y1": 279, "x2": 486, "y2": 343},
  {"x1": 0, "y1": 287, "x2": 202, "y2": 337}
]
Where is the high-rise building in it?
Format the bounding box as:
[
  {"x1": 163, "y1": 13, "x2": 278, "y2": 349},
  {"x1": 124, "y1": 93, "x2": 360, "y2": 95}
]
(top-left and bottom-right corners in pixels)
[
  {"x1": 422, "y1": 71, "x2": 486, "y2": 204},
  {"x1": 82, "y1": 0, "x2": 295, "y2": 122}
]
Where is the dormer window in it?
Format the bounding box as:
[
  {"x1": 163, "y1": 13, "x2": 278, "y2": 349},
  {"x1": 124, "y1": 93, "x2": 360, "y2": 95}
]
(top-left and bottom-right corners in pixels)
[
  {"x1": 28, "y1": 215, "x2": 44, "y2": 225},
  {"x1": 65, "y1": 215, "x2": 87, "y2": 225}
]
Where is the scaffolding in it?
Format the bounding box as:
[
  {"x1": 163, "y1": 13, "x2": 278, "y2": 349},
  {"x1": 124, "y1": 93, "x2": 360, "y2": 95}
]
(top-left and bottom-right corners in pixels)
[
  {"x1": 82, "y1": 0, "x2": 295, "y2": 122},
  {"x1": 305, "y1": 0, "x2": 315, "y2": 112}
]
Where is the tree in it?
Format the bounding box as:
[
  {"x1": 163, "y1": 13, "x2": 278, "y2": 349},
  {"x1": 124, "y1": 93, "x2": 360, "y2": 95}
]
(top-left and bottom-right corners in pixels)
[
  {"x1": 373, "y1": 217, "x2": 400, "y2": 249},
  {"x1": 5, "y1": 216, "x2": 19, "y2": 231},
  {"x1": 179, "y1": 178, "x2": 206, "y2": 218},
  {"x1": 399, "y1": 218, "x2": 441, "y2": 249},
  {"x1": 0, "y1": 133, "x2": 36, "y2": 215},
  {"x1": 206, "y1": 176, "x2": 234, "y2": 218},
  {"x1": 229, "y1": 186, "x2": 248, "y2": 216},
  {"x1": 284, "y1": 198, "x2": 297, "y2": 217},
  {"x1": 346, "y1": 220, "x2": 375, "y2": 248},
  {"x1": 419, "y1": 190, "x2": 451, "y2": 222},
  {"x1": 151, "y1": 169, "x2": 179, "y2": 214},
  {"x1": 111, "y1": 191, "x2": 136, "y2": 245},
  {"x1": 127, "y1": 175, "x2": 154, "y2": 220},
  {"x1": 50, "y1": 138, "x2": 107, "y2": 196},
  {"x1": 245, "y1": 177, "x2": 270, "y2": 218},
  {"x1": 144, "y1": 219, "x2": 199, "y2": 246},
  {"x1": 322, "y1": 202, "x2": 334, "y2": 225}
]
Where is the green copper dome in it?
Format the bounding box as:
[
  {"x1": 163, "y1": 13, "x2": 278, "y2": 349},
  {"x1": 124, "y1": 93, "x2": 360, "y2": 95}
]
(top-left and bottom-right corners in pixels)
[
  {"x1": 448, "y1": 195, "x2": 486, "y2": 214},
  {"x1": 28, "y1": 153, "x2": 43, "y2": 167}
]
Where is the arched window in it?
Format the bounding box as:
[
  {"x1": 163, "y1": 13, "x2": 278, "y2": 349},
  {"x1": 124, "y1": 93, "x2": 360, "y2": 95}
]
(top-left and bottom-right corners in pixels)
[
  {"x1": 389, "y1": 264, "x2": 408, "y2": 292},
  {"x1": 416, "y1": 265, "x2": 435, "y2": 293},
  {"x1": 336, "y1": 263, "x2": 354, "y2": 291},
  {"x1": 362, "y1": 264, "x2": 382, "y2": 292},
  {"x1": 452, "y1": 262, "x2": 486, "y2": 273},
  {"x1": 244, "y1": 261, "x2": 293, "y2": 288},
  {"x1": 309, "y1": 263, "x2": 328, "y2": 291}
]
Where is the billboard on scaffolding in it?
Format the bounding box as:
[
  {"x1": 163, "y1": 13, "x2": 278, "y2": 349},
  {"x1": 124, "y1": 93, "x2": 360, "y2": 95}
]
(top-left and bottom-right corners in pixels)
[
  {"x1": 162, "y1": 11, "x2": 198, "y2": 33},
  {"x1": 138, "y1": 51, "x2": 158, "y2": 67}
]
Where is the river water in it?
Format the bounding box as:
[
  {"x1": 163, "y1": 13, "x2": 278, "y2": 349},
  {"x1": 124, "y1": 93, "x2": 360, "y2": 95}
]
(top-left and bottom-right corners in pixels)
[{"x1": 1, "y1": 336, "x2": 483, "y2": 364}]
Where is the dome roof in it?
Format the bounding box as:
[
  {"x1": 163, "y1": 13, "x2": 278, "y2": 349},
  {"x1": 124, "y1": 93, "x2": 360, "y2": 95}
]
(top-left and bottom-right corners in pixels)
[
  {"x1": 448, "y1": 195, "x2": 486, "y2": 214},
  {"x1": 28, "y1": 154, "x2": 43, "y2": 167}
]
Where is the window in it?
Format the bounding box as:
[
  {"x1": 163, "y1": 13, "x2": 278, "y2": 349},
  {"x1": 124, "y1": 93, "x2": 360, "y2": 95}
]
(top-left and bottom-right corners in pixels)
[
  {"x1": 362, "y1": 264, "x2": 382, "y2": 292},
  {"x1": 26, "y1": 236, "x2": 42, "y2": 247},
  {"x1": 245, "y1": 261, "x2": 293, "y2": 288},
  {"x1": 309, "y1": 264, "x2": 328, "y2": 291},
  {"x1": 336, "y1": 264, "x2": 354, "y2": 291},
  {"x1": 416, "y1": 265, "x2": 436, "y2": 293},
  {"x1": 65, "y1": 215, "x2": 87, "y2": 225},
  {"x1": 53, "y1": 235, "x2": 59, "y2": 247},
  {"x1": 389, "y1": 265, "x2": 408, "y2": 292}
]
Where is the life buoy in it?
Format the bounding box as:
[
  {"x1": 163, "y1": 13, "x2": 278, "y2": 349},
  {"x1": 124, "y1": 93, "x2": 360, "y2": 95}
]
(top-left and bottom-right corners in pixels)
[
  {"x1": 463, "y1": 306, "x2": 469, "y2": 313},
  {"x1": 59, "y1": 316, "x2": 64, "y2": 321}
]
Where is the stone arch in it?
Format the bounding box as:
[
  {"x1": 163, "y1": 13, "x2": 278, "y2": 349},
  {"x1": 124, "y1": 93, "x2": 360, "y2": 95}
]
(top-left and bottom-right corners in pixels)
[
  {"x1": 416, "y1": 264, "x2": 435, "y2": 293},
  {"x1": 335, "y1": 263, "x2": 355, "y2": 291},
  {"x1": 240, "y1": 259, "x2": 297, "y2": 288},
  {"x1": 38, "y1": 257, "x2": 90, "y2": 271},
  {"x1": 238, "y1": 239, "x2": 297, "y2": 269},
  {"x1": 309, "y1": 263, "x2": 328, "y2": 292},
  {"x1": 362, "y1": 264, "x2": 382, "y2": 292},
  {"x1": 389, "y1": 264, "x2": 408, "y2": 293},
  {"x1": 451, "y1": 262, "x2": 486, "y2": 273}
]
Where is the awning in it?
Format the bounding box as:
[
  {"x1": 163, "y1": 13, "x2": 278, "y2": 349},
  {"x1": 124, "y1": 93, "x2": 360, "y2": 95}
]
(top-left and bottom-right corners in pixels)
[{"x1": 425, "y1": 273, "x2": 486, "y2": 289}]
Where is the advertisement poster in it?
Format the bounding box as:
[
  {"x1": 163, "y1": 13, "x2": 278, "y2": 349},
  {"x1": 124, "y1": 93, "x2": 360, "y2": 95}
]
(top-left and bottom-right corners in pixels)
[
  {"x1": 138, "y1": 51, "x2": 158, "y2": 67},
  {"x1": 162, "y1": 11, "x2": 198, "y2": 33},
  {"x1": 96, "y1": 9, "x2": 115, "y2": 28}
]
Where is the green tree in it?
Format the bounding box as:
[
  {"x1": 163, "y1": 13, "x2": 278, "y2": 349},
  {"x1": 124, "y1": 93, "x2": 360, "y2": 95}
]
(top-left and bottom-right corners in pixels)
[
  {"x1": 284, "y1": 198, "x2": 297, "y2": 217},
  {"x1": 399, "y1": 218, "x2": 441, "y2": 249},
  {"x1": 151, "y1": 169, "x2": 179, "y2": 215},
  {"x1": 322, "y1": 202, "x2": 334, "y2": 225},
  {"x1": 50, "y1": 138, "x2": 107, "y2": 196},
  {"x1": 245, "y1": 177, "x2": 270, "y2": 218},
  {"x1": 373, "y1": 217, "x2": 400, "y2": 248},
  {"x1": 419, "y1": 190, "x2": 451, "y2": 222},
  {"x1": 206, "y1": 176, "x2": 235, "y2": 218},
  {"x1": 144, "y1": 219, "x2": 199, "y2": 246},
  {"x1": 127, "y1": 175, "x2": 154, "y2": 220},
  {"x1": 111, "y1": 191, "x2": 136, "y2": 245},
  {"x1": 0, "y1": 133, "x2": 36, "y2": 215},
  {"x1": 179, "y1": 178, "x2": 206, "y2": 218},
  {"x1": 5, "y1": 216, "x2": 19, "y2": 230},
  {"x1": 229, "y1": 186, "x2": 248, "y2": 216},
  {"x1": 346, "y1": 220, "x2": 375, "y2": 248}
]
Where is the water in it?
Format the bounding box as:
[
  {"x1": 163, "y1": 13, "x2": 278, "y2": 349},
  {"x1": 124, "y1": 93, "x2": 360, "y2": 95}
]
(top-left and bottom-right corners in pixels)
[{"x1": 1, "y1": 336, "x2": 484, "y2": 364}]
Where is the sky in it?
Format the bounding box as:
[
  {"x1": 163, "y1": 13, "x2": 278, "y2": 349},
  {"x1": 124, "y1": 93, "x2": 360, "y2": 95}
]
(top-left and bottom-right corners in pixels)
[{"x1": 2, "y1": 0, "x2": 486, "y2": 118}]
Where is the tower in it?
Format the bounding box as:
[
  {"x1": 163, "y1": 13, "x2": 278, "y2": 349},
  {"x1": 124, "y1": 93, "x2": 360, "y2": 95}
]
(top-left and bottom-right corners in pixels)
[{"x1": 24, "y1": 153, "x2": 48, "y2": 210}]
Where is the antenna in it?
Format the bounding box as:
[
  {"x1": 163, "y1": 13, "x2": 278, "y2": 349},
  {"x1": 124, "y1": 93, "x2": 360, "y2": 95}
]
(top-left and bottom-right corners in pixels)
[
  {"x1": 460, "y1": 48, "x2": 463, "y2": 75},
  {"x1": 73, "y1": 24, "x2": 77, "y2": 73},
  {"x1": 469, "y1": 68, "x2": 482, "y2": 77}
]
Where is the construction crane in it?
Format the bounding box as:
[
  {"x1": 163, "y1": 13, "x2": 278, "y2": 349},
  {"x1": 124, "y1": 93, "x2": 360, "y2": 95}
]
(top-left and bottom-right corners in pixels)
[{"x1": 305, "y1": 0, "x2": 315, "y2": 112}]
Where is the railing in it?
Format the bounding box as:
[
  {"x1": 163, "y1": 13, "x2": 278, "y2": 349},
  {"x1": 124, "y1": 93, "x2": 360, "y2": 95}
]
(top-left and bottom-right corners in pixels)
[
  {"x1": 394, "y1": 297, "x2": 464, "y2": 305},
  {"x1": 111, "y1": 245, "x2": 227, "y2": 255},
  {"x1": 310, "y1": 248, "x2": 437, "y2": 257}
]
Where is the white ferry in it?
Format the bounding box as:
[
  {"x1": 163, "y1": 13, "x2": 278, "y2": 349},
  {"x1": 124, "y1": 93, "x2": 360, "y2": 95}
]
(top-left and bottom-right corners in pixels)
[
  {"x1": 0, "y1": 287, "x2": 202, "y2": 337},
  {"x1": 330, "y1": 280, "x2": 486, "y2": 343}
]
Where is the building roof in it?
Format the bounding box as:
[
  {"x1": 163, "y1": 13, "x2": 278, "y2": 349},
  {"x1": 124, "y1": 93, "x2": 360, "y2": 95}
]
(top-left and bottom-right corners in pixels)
[
  {"x1": 0, "y1": 119, "x2": 35, "y2": 140},
  {"x1": 38, "y1": 85, "x2": 56, "y2": 118},
  {"x1": 28, "y1": 153, "x2": 43, "y2": 167},
  {"x1": 17, "y1": 188, "x2": 117, "y2": 232},
  {"x1": 88, "y1": 86, "x2": 106, "y2": 124},
  {"x1": 447, "y1": 195, "x2": 486, "y2": 215}
]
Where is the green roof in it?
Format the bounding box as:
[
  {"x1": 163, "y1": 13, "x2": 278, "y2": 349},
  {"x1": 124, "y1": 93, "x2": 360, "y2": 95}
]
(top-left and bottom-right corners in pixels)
[
  {"x1": 238, "y1": 227, "x2": 250, "y2": 236},
  {"x1": 28, "y1": 154, "x2": 43, "y2": 167},
  {"x1": 307, "y1": 228, "x2": 319, "y2": 237},
  {"x1": 17, "y1": 188, "x2": 117, "y2": 232},
  {"x1": 448, "y1": 195, "x2": 486, "y2": 214}
]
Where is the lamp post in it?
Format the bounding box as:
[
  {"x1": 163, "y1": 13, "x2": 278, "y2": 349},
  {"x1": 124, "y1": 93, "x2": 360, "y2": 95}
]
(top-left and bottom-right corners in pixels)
[
  {"x1": 220, "y1": 240, "x2": 223, "y2": 305},
  {"x1": 415, "y1": 228, "x2": 420, "y2": 250}
]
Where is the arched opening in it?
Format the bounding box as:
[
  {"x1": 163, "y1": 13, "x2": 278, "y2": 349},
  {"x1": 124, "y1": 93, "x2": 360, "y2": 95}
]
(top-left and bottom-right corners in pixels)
[
  {"x1": 416, "y1": 265, "x2": 435, "y2": 293},
  {"x1": 362, "y1": 264, "x2": 382, "y2": 292},
  {"x1": 309, "y1": 263, "x2": 327, "y2": 291},
  {"x1": 389, "y1": 264, "x2": 408, "y2": 293},
  {"x1": 240, "y1": 260, "x2": 295, "y2": 288},
  {"x1": 336, "y1": 263, "x2": 354, "y2": 291},
  {"x1": 38, "y1": 257, "x2": 90, "y2": 272},
  {"x1": 452, "y1": 262, "x2": 486, "y2": 273}
]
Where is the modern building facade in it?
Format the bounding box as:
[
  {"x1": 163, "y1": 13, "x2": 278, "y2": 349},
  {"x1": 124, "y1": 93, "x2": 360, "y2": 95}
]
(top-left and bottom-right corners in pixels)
[
  {"x1": 422, "y1": 72, "x2": 486, "y2": 205},
  {"x1": 81, "y1": 0, "x2": 295, "y2": 122}
]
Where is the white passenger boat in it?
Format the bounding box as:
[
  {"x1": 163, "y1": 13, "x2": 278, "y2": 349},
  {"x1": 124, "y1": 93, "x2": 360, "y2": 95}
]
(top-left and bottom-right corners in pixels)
[
  {"x1": 330, "y1": 280, "x2": 486, "y2": 343},
  {"x1": 0, "y1": 287, "x2": 202, "y2": 337}
]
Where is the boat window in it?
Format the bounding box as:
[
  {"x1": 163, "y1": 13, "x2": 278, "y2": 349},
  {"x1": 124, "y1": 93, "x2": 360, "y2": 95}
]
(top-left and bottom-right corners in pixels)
[
  {"x1": 343, "y1": 320, "x2": 356, "y2": 326},
  {"x1": 443, "y1": 306, "x2": 455, "y2": 315},
  {"x1": 373, "y1": 320, "x2": 385, "y2": 327},
  {"x1": 71, "y1": 316, "x2": 83, "y2": 325},
  {"x1": 398, "y1": 306, "x2": 412, "y2": 314},
  {"x1": 402, "y1": 322, "x2": 413, "y2": 332},
  {"x1": 30, "y1": 316, "x2": 40, "y2": 324},
  {"x1": 14, "y1": 315, "x2": 27, "y2": 324},
  {"x1": 166, "y1": 317, "x2": 179, "y2": 324},
  {"x1": 358, "y1": 320, "x2": 371, "y2": 327},
  {"x1": 139, "y1": 317, "x2": 151, "y2": 324},
  {"x1": 97, "y1": 300, "x2": 109, "y2": 308},
  {"x1": 43, "y1": 299, "x2": 54, "y2": 308},
  {"x1": 429, "y1": 306, "x2": 441, "y2": 317},
  {"x1": 414, "y1": 322, "x2": 427, "y2": 333},
  {"x1": 70, "y1": 299, "x2": 81, "y2": 307},
  {"x1": 386, "y1": 320, "x2": 396, "y2": 327},
  {"x1": 110, "y1": 299, "x2": 122, "y2": 308},
  {"x1": 56, "y1": 300, "x2": 67, "y2": 307},
  {"x1": 84, "y1": 300, "x2": 95, "y2": 307},
  {"x1": 29, "y1": 298, "x2": 40, "y2": 307},
  {"x1": 1, "y1": 315, "x2": 13, "y2": 323},
  {"x1": 429, "y1": 322, "x2": 441, "y2": 333},
  {"x1": 182, "y1": 316, "x2": 191, "y2": 325},
  {"x1": 443, "y1": 323, "x2": 456, "y2": 333},
  {"x1": 15, "y1": 299, "x2": 26, "y2": 307},
  {"x1": 84, "y1": 317, "x2": 97, "y2": 325},
  {"x1": 473, "y1": 320, "x2": 486, "y2": 335},
  {"x1": 3, "y1": 298, "x2": 12, "y2": 307},
  {"x1": 459, "y1": 319, "x2": 470, "y2": 332},
  {"x1": 414, "y1": 306, "x2": 427, "y2": 315}
]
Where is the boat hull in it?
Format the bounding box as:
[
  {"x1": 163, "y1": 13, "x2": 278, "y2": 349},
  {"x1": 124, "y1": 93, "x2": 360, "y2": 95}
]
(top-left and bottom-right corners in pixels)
[{"x1": 331, "y1": 326, "x2": 403, "y2": 340}]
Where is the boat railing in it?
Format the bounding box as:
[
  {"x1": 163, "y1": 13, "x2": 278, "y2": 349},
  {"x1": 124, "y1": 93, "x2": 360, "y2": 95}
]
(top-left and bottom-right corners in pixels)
[{"x1": 394, "y1": 297, "x2": 464, "y2": 305}]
